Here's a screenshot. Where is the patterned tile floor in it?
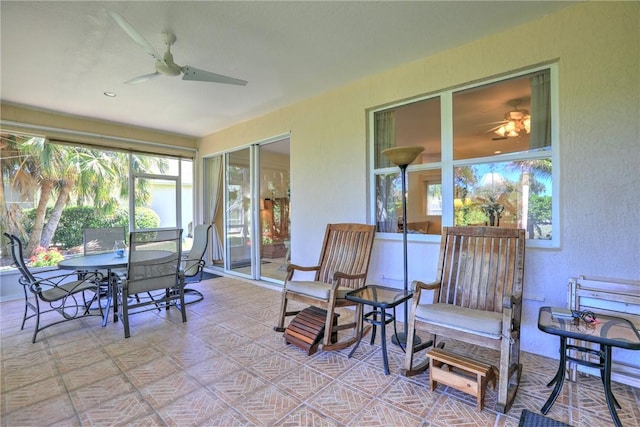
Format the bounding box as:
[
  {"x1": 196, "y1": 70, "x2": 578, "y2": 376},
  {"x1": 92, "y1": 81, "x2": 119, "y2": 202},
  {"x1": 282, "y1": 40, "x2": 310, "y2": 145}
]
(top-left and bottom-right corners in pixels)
[{"x1": 1, "y1": 276, "x2": 639, "y2": 426}]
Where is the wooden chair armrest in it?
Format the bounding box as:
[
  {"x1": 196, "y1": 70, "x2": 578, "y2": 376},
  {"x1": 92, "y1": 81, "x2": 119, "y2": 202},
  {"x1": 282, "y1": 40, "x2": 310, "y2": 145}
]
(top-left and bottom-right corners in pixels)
[
  {"x1": 502, "y1": 292, "x2": 522, "y2": 309},
  {"x1": 409, "y1": 280, "x2": 441, "y2": 301},
  {"x1": 502, "y1": 292, "x2": 523, "y2": 333},
  {"x1": 413, "y1": 280, "x2": 441, "y2": 291},
  {"x1": 286, "y1": 263, "x2": 321, "y2": 281},
  {"x1": 287, "y1": 263, "x2": 320, "y2": 273}
]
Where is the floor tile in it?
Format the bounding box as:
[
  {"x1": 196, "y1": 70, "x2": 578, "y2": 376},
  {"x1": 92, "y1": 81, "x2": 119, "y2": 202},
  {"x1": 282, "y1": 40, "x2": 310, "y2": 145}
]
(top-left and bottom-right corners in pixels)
[
  {"x1": 156, "y1": 387, "x2": 228, "y2": 426},
  {"x1": 1, "y1": 276, "x2": 638, "y2": 427},
  {"x1": 78, "y1": 391, "x2": 153, "y2": 425}
]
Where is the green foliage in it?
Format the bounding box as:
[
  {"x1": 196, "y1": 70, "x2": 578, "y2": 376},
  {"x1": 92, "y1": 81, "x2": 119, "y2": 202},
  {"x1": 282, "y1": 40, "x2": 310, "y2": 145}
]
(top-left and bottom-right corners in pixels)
[
  {"x1": 529, "y1": 194, "x2": 552, "y2": 224},
  {"x1": 23, "y1": 206, "x2": 161, "y2": 249},
  {"x1": 53, "y1": 207, "x2": 108, "y2": 248},
  {"x1": 134, "y1": 207, "x2": 160, "y2": 230}
]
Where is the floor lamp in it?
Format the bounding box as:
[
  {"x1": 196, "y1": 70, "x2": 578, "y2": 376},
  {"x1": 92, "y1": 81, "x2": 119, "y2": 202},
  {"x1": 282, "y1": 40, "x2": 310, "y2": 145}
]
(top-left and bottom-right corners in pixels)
[{"x1": 382, "y1": 146, "x2": 424, "y2": 347}]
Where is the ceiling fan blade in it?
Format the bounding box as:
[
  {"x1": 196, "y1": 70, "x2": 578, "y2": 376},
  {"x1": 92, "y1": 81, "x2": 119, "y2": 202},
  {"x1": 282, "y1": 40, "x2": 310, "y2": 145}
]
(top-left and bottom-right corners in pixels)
[
  {"x1": 125, "y1": 72, "x2": 161, "y2": 85},
  {"x1": 109, "y1": 11, "x2": 163, "y2": 62},
  {"x1": 181, "y1": 66, "x2": 247, "y2": 86}
]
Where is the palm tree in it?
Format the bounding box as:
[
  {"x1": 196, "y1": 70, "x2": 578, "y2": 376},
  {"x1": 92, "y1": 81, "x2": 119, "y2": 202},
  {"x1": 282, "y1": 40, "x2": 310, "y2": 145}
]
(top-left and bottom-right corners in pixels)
[
  {"x1": 19, "y1": 137, "x2": 70, "y2": 254},
  {"x1": 0, "y1": 133, "x2": 41, "y2": 239},
  {"x1": 5, "y1": 135, "x2": 171, "y2": 256},
  {"x1": 508, "y1": 159, "x2": 552, "y2": 236}
]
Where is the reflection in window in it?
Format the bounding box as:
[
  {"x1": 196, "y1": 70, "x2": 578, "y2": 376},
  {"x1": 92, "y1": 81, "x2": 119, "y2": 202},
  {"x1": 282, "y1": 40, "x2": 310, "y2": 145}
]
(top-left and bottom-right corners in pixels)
[
  {"x1": 426, "y1": 183, "x2": 442, "y2": 216},
  {"x1": 371, "y1": 66, "x2": 555, "y2": 242},
  {"x1": 453, "y1": 69, "x2": 551, "y2": 160},
  {"x1": 454, "y1": 160, "x2": 552, "y2": 239}
]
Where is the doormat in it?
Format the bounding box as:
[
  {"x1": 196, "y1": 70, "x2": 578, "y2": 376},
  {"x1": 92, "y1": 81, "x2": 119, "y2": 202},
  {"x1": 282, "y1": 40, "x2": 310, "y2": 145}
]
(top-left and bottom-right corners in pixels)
[
  {"x1": 199, "y1": 271, "x2": 222, "y2": 281},
  {"x1": 185, "y1": 271, "x2": 221, "y2": 283},
  {"x1": 518, "y1": 410, "x2": 572, "y2": 427}
]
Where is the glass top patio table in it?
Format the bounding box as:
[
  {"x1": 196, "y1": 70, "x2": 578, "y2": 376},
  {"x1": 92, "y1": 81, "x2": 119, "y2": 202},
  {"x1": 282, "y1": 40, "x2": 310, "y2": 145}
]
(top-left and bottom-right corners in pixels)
[
  {"x1": 346, "y1": 285, "x2": 413, "y2": 374},
  {"x1": 538, "y1": 306, "x2": 640, "y2": 427},
  {"x1": 58, "y1": 250, "x2": 174, "y2": 326}
]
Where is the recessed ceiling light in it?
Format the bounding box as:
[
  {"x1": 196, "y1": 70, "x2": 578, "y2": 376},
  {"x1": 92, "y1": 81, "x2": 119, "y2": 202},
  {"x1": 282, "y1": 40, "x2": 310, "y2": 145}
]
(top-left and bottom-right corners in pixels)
[
  {"x1": 494, "y1": 150, "x2": 502, "y2": 154},
  {"x1": 103, "y1": 91, "x2": 117, "y2": 97}
]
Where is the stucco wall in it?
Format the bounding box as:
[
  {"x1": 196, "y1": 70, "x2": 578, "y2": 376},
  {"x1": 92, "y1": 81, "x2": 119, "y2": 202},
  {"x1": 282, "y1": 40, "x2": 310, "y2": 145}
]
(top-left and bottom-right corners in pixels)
[{"x1": 199, "y1": 2, "x2": 640, "y2": 358}]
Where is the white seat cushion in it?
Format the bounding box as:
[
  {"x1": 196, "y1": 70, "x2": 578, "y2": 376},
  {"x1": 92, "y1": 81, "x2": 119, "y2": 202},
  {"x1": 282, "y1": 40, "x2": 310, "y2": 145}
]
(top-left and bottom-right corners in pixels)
[
  {"x1": 286, "y1": 280, "x2": 352, "y2": 301},
  {"x1": 415, "y1": 303, "x2": 503, "y2": 339}
]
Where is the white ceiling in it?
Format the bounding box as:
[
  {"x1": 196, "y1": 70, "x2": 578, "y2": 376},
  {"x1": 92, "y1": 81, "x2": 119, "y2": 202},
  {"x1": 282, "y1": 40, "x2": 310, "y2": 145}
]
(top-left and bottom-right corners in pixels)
[{"x1": 1, "y1": 1, "x2": 577, "y2": 138}]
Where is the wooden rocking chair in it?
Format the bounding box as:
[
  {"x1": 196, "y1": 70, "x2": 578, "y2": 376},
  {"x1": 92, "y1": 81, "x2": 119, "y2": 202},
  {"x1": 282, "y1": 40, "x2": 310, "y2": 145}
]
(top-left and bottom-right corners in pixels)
[
  {"x1": 274, "y1": 223, "x2": 376, "y2": 352},
  {"x1": 403, "y1": 226, "x2": 526, "y2": 413}
]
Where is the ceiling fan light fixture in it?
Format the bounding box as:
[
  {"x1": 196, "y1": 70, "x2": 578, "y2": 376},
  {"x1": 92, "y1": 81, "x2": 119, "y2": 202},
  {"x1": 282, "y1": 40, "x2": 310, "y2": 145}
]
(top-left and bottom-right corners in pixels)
[{"x1": 493, "y1": 103, "x2": 531, "y2": 138}]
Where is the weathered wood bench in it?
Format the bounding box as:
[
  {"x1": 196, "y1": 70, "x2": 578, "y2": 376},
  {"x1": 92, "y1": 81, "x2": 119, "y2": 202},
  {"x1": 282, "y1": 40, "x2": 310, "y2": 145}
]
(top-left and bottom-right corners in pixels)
[
  {"x1": 568, "y1": 276, "x2": 640, "y2": 387},
  {"x1": 427, "y1": 347, "x2": 496, "y2": 411}
]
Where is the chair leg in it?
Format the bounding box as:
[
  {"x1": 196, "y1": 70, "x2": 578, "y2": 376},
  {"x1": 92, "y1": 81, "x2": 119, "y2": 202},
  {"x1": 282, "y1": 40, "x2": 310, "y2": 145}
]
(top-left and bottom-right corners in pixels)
[
  {"x1": 274, "y1": 292, "x2": 288, "y2": 332},
  {"x1": 496, "y1": 335, "x2": 520, "y2": 413},
  {"x1": 322, "y1": 305, "x2": 337, "y2": 348},
  {"x1": 122, "y1": 290, "x2": 131, "y2": 338},
  {"x1": 21, "y1": 287, "x2": 30, "y2": 331},
  {"x1": 179, "y1": 290, "x2": 187, "y2": 323}
]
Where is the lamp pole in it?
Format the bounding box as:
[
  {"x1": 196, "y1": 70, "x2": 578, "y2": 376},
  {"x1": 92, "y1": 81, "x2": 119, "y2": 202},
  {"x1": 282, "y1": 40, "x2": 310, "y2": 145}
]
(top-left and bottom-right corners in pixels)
[
  {"x1": 390, "y1": 162, "x2": 423, "y2": 347},
  {"x1": 381, "y1": 146, "x2": 424, "y2": 348}
]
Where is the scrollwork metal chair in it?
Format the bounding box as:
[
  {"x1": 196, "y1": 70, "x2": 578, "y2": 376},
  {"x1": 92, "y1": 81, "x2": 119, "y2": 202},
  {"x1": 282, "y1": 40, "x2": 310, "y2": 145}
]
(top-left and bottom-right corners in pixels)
[{"x1": 3, "y1": 232, "x2": 102, "y2": 343}]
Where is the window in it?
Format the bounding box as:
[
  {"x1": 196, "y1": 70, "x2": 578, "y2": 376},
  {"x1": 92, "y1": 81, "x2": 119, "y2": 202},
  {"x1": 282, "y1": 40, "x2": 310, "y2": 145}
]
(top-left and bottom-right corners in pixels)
[
  {"x1": 371, "y1": 66, "x2": 556, "y2": 245},
  {"x1": 426, "y1": 182, "x2": 442, "y2": 216},
  {"x1": 1, "y1": 133, "x2": 193, "y2": 265}
]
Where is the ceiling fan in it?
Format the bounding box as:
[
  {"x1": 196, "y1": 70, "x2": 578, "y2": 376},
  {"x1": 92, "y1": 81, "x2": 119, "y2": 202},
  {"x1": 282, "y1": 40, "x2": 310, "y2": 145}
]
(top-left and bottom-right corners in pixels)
[
  {"x1": 488, "y1": 99, "x2": 530, "y2": 141},
  {"x1": 109, "y1": 11, "x2": 247, "y2": 86}
]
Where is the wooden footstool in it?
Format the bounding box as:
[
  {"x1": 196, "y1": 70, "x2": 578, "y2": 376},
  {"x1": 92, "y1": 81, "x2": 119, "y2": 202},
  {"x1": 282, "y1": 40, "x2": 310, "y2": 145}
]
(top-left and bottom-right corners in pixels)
[
  {"x1": 283, "y1": 306, "x2": 338, "y2": 355},
  {"x1": 427, "y1": 348, "x2": 497, "y2": 410}
]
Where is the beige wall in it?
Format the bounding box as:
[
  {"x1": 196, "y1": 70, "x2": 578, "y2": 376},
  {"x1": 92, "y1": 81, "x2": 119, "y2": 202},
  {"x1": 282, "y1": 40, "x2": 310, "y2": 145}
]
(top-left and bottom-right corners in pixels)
[
  {"x1": 199, "y1": 2, "x2": 640, "y2": 357},
  {"x1": 1, "y1": 103, "x2": 197, "y2": 156}
]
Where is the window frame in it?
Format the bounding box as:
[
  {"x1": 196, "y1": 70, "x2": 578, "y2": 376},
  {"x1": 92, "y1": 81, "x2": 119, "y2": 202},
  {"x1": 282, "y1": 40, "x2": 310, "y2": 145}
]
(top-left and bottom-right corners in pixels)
[
  {"x1": 1, "y1": 134, "x2": 194, "y2": 244},
  {"x1": 369, "y1": 64, "x2": 559, "y2": 248}
]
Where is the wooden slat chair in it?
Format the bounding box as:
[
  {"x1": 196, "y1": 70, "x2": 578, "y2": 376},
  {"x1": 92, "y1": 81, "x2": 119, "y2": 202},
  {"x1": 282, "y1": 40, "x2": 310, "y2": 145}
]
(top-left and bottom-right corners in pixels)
[
  {"x1": 274, "y1": 223, "x2": 376, "y2": 351},
  {"x1": 403, "y1": 226, "x2": 526, "y2": 413}
]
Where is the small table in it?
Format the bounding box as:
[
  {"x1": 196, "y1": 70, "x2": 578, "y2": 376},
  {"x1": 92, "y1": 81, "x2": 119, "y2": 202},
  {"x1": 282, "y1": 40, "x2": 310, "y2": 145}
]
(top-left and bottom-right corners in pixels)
[
  {"x1": 345, "y1": 285, "x2": 413, "y2": 375},
  {"x1": 59, "y1": 253, "x2": 128, "y2": 327},
  {"x1": 538, "y1": 306, "x2": 640, "y2": 427}
]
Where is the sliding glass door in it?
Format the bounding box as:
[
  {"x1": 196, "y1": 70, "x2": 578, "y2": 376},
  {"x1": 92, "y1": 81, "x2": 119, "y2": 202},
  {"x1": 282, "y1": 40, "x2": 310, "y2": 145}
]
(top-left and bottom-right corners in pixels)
[
  {"x1": 205, "y1": 137, "x2": 290, "y2": 283},
  {"x1": 225, "y1": 148, "x2": 253, "y2": 276},
  {"x1": 259, "y1": 139, "x2": 290, "y2": 283}
]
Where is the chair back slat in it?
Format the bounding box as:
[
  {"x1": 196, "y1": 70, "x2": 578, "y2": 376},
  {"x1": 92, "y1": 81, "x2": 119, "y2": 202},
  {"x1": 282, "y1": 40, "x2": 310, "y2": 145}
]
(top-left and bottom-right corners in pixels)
[
  {"x1": 435, "y1": 226, "x2": 525, "y2": 313},
  {"x1": 83, "y1": 227, "x2": 126, "y2": 255},
  {"x1": 126, "y1": 229, "x2": 182, "y2": 294},
  {"x1": 316, "y1": 223, "x2": 376, "y2": 289}
]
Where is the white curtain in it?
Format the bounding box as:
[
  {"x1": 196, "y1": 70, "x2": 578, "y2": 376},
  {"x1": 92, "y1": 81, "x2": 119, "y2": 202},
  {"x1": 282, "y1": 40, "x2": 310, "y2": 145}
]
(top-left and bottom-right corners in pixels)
[
  {"x1": 205, "y1": 156, "x2": 224, "y2": 261},
  {"x1": 529, "y1": 71, "x2": 551, "y2": 149}
]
